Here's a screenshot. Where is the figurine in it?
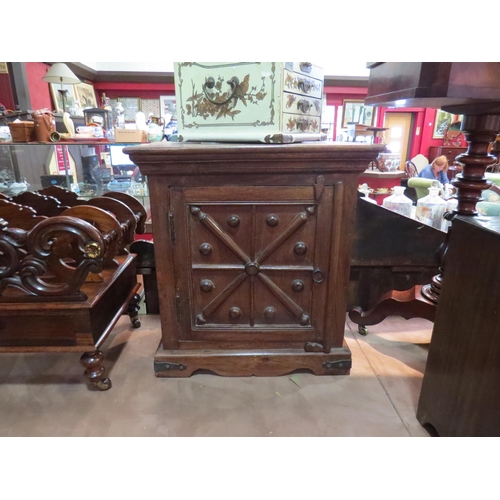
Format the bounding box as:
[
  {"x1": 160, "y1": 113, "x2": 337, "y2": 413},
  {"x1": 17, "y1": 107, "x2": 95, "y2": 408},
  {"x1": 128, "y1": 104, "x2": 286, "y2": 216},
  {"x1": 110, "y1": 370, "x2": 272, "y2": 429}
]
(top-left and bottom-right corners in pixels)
[{"x1": 115, "y1": 102, "x2": 125, "y2": 129}]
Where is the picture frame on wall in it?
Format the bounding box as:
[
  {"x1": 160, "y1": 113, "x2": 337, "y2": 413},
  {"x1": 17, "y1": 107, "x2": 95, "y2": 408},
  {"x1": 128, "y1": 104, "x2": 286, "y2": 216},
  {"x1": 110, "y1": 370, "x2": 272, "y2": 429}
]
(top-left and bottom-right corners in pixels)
[
  {"x1": 118, "y1": 97, "x2": 141, "y2": 122},
  {"x1": 433, "y1": 110, "x2": 458, "y2": 139},
  {"x1": 75, "y1": 82, "x2": 98, "y2": 109},
  {"x1": 49, "y1": 83, "x2": 78, "y2": 113},
  {"x1": 140, "y1": 98, "x2": 161, "y2": 119},
  {"x1": 159, "y1": 96, "x2": 177, "y2": 122},
  {"x1": 341, "y1": 100, "x2": 375, "y2": 128}
]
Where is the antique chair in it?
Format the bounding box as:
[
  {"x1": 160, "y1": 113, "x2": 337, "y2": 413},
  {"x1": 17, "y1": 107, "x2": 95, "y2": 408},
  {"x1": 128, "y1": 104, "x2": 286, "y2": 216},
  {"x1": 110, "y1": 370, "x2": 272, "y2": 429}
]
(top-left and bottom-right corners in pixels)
[
  {"x1": 405, "y1": 161, "x2": 419, "y2": 178},
  {"x1": 411, "y1": 154, "x2": 429, "y2": 174},
  {"x1": 407, "y1": 178, "x2": 443, "y2": 200}
]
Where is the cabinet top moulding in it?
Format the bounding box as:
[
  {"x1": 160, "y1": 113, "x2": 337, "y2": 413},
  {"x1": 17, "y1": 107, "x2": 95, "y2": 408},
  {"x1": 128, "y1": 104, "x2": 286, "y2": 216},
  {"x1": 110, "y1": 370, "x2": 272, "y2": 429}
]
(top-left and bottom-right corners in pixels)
[{"x1": 124, "y1": 142, "x2": 386, "y2": 176}]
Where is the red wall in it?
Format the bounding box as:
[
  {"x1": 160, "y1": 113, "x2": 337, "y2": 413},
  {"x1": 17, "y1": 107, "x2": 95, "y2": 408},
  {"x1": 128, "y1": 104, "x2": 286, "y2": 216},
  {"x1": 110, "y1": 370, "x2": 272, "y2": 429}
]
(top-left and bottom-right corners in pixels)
[
  {"x1": 324, "y1": 85, "x2": 368, "y2": 106},
  {"x1": 0, "y1": 72, "x2": 15, "y2": 110},
  {"x1": 25, "y1": 62, "x2": 52, "y2": 110}
]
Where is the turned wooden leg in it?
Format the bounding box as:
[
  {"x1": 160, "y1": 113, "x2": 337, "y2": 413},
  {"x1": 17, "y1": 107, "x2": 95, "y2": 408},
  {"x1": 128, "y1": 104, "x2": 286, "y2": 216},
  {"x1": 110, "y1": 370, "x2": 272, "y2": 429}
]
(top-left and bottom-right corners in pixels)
[
  {"x1": 349, "y1": 114, "x2": 500, "y2": 331},
  {"x1": 421, "y1": 115, "x2": 500, "y2": 301},
  {"x1": 80, "y1": 350, "x2": 112, "y2": 391},
  {"x1": 127, "y1": 293, "x2": 142, "y2": 328}
]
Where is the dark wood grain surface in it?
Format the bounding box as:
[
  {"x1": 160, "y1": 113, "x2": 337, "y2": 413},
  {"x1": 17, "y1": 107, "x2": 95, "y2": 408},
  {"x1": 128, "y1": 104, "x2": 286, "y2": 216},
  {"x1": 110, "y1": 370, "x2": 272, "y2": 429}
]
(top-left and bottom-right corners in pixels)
[
  {"x1": 128, "y1": 142, "x2": 385, "y2": 377},
  {"x1": 417, "y1": 215, "x2": 500, "y2": 436}
]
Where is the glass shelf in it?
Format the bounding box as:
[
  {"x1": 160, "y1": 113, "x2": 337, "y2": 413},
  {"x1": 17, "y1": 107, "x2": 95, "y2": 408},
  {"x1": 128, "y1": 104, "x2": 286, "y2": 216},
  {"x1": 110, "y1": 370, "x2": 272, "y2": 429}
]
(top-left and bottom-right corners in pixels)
[
  {"x1": 0, "y1": 142, "x2": 149, "y2": 199},
  {"x1": 0, "y1": 141, "x2": 150, "y2": 226}
]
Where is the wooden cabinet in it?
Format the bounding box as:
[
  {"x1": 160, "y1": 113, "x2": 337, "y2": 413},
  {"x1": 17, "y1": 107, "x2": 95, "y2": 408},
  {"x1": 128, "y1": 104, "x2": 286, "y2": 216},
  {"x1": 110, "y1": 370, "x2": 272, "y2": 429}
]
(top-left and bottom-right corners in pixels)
[
  {"x1": 126, "y1": 142, "x2": 384, "y2": 377},
  {"x1": 428, "y1": 146, "x2": 466, "y2": 165},
  {"x1": 428, "y1": 146, "x2": 467, "y2": 180},
  {"x1": 417, "y1": 216, "x2": 500, "y2": 436}
]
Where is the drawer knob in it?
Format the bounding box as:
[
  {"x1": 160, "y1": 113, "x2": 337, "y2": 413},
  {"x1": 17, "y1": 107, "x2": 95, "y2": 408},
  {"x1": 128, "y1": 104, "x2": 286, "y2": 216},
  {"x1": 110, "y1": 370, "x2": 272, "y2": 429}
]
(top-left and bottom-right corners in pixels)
[
  {"x1": 298, "y1": 78, "x2": 313, "y2": 93},
  {"x1": 227, "y1": 215, "x2": 240, "y2": 227},
  {"x1": 229, "y1": 307, "x2": 242, "y2": 319},
  {"x1": 200, "y1": 279, "x2": 215, "y2": 293},
  {"x1": 294, "y1": 242, "x2": 307, "y2": 255},
  {"x1": 296, "y1": 118, "x2": 311, "y2": 131},
  {"x1": 264, "y1": 306, "x2": 277, "y2": 319},
  {"x1": 297, "y1": 100, "x2": 312, "y2": 113},
  {"x1": 199, "y1": 243, "x2": 213, "y2": 255},
  {"x1": 266, "y1": 214, "x2": 279, "y2": 226},
  {"x1": 300, "y1": 62, "x2": 312, "y2": 73}
]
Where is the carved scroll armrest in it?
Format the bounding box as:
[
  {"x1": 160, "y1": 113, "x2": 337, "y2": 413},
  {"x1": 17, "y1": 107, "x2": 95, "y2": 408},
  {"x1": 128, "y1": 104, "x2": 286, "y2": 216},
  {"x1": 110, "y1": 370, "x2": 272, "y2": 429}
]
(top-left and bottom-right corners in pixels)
[
  {"x1": 0, "y1": 215, "x2": 105, "y2": 299},
  {"x1": 60, "y1": 205, "x2": 123, "y2": 267}
]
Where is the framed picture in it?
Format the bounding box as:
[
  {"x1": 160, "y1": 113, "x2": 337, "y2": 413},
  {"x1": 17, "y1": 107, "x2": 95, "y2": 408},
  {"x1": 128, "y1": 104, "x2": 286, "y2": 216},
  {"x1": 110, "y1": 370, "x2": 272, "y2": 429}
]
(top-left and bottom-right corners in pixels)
[
  {"x1": 49, "y1": 83, "x2": 78, "y2": 113},
  {"x1": 341, "y1": 100, "x2": 375, "y2": 128},
  {"x1": 159, "y1": 96, "x2": 176, "y2": 122},
  {"x1": 118, "y1": 97, "x2": 141, "y2": 122},
  {"x1": 140, "y1": 98, "x2": 161, "y2": 119},
  {"x1": 433, "y1": 110, "x2": 460, "y2": 139},
  {"x1": 75, "y1": 82, "x2": 98, "y2": 109}
]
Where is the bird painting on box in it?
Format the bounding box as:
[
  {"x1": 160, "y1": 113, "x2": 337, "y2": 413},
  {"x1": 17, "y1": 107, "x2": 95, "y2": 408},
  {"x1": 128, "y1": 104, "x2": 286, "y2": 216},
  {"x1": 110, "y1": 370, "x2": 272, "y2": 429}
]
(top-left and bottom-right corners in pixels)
[{"x1": 228, "y1": 74, "x2": 250, "y2": 106}]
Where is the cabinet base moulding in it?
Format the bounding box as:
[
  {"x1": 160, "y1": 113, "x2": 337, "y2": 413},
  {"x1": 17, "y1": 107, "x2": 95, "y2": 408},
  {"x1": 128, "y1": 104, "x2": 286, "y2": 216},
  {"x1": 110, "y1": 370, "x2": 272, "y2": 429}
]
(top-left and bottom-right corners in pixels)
[{"x1": 153, "y1": 343, "x2": 352, "y2": 377}]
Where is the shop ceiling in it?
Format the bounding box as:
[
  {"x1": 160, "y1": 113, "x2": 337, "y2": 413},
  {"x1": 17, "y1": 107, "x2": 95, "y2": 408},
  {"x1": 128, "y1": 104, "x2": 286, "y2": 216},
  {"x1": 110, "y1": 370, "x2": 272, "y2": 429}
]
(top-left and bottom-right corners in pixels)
[{"x1": 65, "y1": 62, "x2": 370, "y2": 88}]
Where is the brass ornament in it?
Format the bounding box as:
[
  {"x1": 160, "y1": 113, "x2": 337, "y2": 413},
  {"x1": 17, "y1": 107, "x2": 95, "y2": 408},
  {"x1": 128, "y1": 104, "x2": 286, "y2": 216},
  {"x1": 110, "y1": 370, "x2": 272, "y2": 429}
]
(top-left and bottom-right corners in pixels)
[{"x1": 84, "y1": 241, "x2": 102, "y2": 259}]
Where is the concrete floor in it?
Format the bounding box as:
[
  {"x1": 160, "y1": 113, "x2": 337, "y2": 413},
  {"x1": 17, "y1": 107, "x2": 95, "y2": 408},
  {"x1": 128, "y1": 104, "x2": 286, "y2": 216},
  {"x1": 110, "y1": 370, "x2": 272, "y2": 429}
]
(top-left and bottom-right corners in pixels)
[{"x1": 0, "y1": 312, "x2": 433, "y2": 437}]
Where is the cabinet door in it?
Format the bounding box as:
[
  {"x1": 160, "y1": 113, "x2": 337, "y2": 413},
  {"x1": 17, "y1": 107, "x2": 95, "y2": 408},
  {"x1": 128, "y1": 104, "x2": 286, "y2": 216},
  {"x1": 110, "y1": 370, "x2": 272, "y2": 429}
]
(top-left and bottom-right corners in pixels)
[{"x1": 170, "y1": 185, "x2": 334, "y2": 346}]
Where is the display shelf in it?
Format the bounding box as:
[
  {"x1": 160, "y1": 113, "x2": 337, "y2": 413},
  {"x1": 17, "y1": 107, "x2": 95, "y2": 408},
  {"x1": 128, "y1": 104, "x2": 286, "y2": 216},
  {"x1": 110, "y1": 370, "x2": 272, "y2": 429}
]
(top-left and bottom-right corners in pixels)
[{"x1": 0, "y1": 142, "x2": 150, "y2": 217}]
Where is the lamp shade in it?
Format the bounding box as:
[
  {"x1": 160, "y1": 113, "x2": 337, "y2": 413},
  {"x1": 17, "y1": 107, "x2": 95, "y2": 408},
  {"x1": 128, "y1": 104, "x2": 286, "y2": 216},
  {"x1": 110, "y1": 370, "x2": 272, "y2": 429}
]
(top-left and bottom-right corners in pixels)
[{"x1": 42, "y1": 63, "x2": 81, "y2": 84}]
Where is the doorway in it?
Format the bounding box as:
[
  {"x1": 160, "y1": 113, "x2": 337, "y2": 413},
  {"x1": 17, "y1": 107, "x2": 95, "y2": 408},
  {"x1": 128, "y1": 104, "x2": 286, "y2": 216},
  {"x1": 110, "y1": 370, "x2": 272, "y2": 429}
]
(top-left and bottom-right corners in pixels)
[{"x1": 383, "y1": 112, "x2": 413, "y2": 167}]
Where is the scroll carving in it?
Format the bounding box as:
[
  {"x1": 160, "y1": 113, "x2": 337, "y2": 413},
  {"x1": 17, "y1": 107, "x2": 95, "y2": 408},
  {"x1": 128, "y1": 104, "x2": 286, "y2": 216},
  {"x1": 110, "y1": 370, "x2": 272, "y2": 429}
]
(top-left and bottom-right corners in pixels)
[{"x1": 0, "y1": 216, "x2": 105, "y2": 299}]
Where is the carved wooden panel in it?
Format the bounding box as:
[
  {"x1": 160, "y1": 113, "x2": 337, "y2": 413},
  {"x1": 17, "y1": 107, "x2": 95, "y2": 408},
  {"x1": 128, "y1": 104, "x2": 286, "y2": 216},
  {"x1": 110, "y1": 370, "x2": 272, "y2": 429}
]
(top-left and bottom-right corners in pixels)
[{"x1": 171, "y1": 185, "x2": 334, "y2": 342}]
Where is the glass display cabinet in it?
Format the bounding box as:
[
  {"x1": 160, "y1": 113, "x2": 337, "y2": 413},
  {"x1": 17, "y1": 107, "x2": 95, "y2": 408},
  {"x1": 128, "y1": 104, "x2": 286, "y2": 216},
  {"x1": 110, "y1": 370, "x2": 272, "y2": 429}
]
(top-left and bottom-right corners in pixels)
[{"x1": 0, "y1": 142, "x2": 151, "y2": 229}]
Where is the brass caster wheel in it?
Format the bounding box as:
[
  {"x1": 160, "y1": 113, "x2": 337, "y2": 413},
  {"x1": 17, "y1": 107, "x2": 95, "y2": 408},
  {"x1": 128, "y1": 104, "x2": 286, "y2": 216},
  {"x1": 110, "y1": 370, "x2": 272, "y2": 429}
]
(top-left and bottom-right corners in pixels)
[
  {"x1": 358, "y1": 325, "x2": 368, "y2": 336},
  {"x1": 131, "y1": 317, "x2": 141, "y2": 329},
  {"x1": 95, "y1": 378, "x2": 112, "y2": 391}
]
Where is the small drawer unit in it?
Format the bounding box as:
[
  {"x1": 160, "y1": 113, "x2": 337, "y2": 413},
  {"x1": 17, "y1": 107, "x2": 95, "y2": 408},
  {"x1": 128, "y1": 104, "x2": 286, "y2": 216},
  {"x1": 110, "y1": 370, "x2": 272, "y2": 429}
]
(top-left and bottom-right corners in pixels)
[{"x1": 174, "y1": 62, "x2": 325, "y2": 143}]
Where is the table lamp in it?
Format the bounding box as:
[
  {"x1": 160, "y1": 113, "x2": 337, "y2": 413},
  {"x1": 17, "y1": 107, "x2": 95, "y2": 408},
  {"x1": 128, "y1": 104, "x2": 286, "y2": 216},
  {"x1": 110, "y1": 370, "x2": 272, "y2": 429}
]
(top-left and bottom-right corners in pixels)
[{"x1": 42, "y1": 63, "x2": 80, "y2": 113}]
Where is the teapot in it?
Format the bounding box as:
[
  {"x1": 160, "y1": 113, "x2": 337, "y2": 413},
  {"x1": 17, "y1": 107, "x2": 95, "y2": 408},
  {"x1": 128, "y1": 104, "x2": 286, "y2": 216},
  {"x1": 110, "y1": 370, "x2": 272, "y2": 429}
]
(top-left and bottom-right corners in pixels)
[
  {"x1": 146, "y1": 115, "x2": 165, "y2": 142},
  {"x1": 146, "y1": 121, "x2": 165, "y2": 142}
]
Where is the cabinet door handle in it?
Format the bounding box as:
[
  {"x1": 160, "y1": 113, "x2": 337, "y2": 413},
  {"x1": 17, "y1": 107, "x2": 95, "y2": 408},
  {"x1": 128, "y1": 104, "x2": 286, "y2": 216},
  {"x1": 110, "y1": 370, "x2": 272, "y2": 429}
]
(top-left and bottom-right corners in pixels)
[
  {"x1": 168, "y1": 212, "x2": 175, "y2": 243},
  {"x1": 202, "y1": 76, "x2": 239, "y2": 105},
  {"x1": 298, "y1": 78, "x2": 313, "y2": 94},
  {"x1": 175, "y1": 291, "x2": 182, "y2": 322},
  {"x1": 312, "y1": 268, "x2": 325, "y2": 283},
  {"x1": 299, "y1": 62, "x2": 312, "y2": 73}
]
